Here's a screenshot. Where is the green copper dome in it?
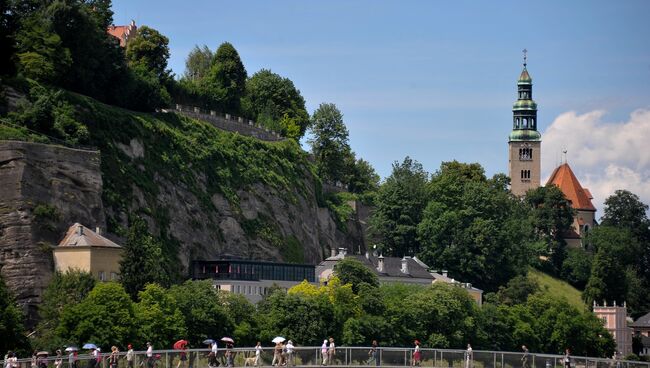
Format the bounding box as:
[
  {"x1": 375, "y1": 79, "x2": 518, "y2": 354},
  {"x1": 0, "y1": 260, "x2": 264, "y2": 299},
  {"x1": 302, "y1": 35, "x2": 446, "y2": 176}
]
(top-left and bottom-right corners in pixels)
[
  {"x1": 509, "y1": 129, "x2": 541, "y2": 142},
  {"x1": 512, "y1": 99, "x2": 537, "y2": 110},
  {"x1": 517, "y1": 67, "x2": 532, "y2": 85}
]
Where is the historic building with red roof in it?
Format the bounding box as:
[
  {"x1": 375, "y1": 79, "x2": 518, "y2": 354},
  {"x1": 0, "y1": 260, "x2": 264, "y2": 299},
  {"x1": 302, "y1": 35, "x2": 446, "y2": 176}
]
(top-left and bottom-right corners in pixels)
[{"x1": 107, "y1": 20, "x2": 137, "y2": 47}]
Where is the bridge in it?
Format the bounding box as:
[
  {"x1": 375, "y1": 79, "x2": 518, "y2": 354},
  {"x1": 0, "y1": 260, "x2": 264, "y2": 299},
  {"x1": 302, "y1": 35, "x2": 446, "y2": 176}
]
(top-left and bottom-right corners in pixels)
[{"x1": 6, "y1": 347, "x2": 649, "y2": 368}]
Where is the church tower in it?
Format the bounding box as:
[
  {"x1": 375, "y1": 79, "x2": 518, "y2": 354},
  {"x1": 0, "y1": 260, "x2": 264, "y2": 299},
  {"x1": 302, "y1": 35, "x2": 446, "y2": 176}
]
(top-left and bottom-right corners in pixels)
[{"x1": 509, "y1": 51, "x2": 541, "y2": 196}]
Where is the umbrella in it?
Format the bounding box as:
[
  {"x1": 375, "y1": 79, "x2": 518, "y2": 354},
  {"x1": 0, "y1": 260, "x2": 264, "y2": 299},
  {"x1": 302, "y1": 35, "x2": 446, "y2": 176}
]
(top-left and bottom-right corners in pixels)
[
  {"x1": 202, "y1": 339, "x2": 215, "y2": 345},
  {"x1": 220, "y1": 337, "x2": 234, "y2": 344},
  {"x1": 272, "y1": 337, "x2": 286, "y2": 344},
  {"x1": 64, "y1": 347, "x2": 78, "y2": 352},
  {"x1": 82, "y1": 343, "x2": 97, "y2": 350},
  {"x1": 37, "y1": 352, "x2": 49, "y2": 356},
  {"x1": 173, "y1": 340, "x2": 188, "y2": 350}
]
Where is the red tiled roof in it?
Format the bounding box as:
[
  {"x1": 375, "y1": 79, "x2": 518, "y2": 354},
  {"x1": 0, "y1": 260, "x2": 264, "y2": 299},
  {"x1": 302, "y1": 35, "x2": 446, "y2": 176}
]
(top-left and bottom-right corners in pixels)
[
  {"x1": 546, "y1": 163, "x2": 596, "y2": 211},
  {"x1": 58, "y1": 223, "x2": 121, "y2": 248},
  {"x1": 107, "y1": 22, "x2": 136, "y2": 47}
]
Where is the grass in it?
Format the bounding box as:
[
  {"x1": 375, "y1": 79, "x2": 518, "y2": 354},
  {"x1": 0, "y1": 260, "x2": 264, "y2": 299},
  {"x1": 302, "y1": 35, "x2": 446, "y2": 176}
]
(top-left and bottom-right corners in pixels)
[{"x1": 528, "y1": 268, "x2": 586, "y2": 310}]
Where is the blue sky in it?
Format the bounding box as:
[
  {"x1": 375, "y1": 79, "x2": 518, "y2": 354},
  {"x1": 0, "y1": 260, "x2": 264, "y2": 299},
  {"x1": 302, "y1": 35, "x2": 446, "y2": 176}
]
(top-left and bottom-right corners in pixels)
[{"x1": 111, "y1": 1, "x2": 650, "y2": 212}]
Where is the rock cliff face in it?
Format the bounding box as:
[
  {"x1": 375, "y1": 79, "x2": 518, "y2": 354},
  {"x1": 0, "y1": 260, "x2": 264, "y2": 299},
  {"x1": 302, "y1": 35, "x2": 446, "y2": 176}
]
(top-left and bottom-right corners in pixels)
[
  {"x1": 0, "y1": 130, "x2": 363, "y2": 324},
  {"x1": 0, "y1": 141, "x2": 105, "y2": 326}
]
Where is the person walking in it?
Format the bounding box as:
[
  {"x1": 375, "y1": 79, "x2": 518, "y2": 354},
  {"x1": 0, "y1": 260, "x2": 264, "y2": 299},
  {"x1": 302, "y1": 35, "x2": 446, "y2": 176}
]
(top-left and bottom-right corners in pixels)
[
  {"x1": 327, "y1": 338, "x2": 336, "y2": 366},
  {"x1": 272, "y1": 343, "x2": 282, "y2": 367},
  {"x1": 521, "y1": 345, "x2": 530, "y2": 368},
  {"x1": 321, "y1": 340, "x2": 328, "y2": 366},
  {"x1": 109, "y1": 347, "x2": 119, "y2": 368},
  {"x1": 367, "y1": 341, "x2": 379, "y2": 367},
  {"x1": 412, "y1": 340, "x2": 421, "y2": 367},
  {"x1": 177, "y1": 343, "x2": 188, "y2": 368},
  {"x1": 55, "y1": 350, "x2": 63, "y2": 368},
  {"x1": 126, "y1": 345, "x2": 134, "y2": 368},
  {"x1": 146, "y1": 343, "x2": 154, "y2": 368},
  {"x1": 254, "y1": 342, "x2": 262, "y2": 367},
  {"x1": 465, "y1": 344, "x2": 473, "y2": 368},
  {"x1": 31, "y1": 351, "x2": 38, "y2": 368},
  {"x1": 5, "y1": 352, "x2": 17, "y2": 368},
  {"x1": 563, "y1": 349, "x2": 571, "y2": 368},
  {"x1": 207, "y1": 343, "x2": 218, "y2": 368},
  {"x1": 68, "y1": 350, "x2": 77, "y2": 368},
  {"x1": 285, "y1": 341, "x2": 294, "y2": 367}
]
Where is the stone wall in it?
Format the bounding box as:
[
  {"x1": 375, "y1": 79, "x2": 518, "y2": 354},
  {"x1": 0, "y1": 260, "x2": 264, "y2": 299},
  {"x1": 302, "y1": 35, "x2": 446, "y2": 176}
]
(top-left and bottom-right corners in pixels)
[{"x1": 171, "y1": 105, "x2": 284, "y2": 142}]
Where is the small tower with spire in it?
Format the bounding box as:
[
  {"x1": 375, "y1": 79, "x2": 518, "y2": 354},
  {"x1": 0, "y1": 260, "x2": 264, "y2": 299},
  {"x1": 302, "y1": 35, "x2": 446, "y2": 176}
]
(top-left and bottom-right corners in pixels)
[{"x1": 508, "y1": 49, "x2": 542, "y2": 196}]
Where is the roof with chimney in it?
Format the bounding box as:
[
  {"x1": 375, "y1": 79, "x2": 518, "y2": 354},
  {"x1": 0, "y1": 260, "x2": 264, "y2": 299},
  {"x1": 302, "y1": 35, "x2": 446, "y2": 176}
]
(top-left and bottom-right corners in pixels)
[
  {"x1": 317, "y1": 249, "x2": 434, "y2": 280},
  {"x1": 546, "y1": 163, "x2": 596, "y2": 211},
  {"x1": 57, "y1": 223, "x2": 121, "y2": 248},
  {"x1": 631, "y1": 311, "x2": 650, "y2": 329},
  {"x1": 107, "y1": 20, "x2": 137, "y2": 47}
]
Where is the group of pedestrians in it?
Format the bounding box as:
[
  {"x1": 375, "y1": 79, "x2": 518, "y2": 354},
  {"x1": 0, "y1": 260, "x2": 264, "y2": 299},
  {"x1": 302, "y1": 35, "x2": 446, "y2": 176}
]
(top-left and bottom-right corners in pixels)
[{"x1": 320, "y1": 338, "x2": 335, "y2": 366}]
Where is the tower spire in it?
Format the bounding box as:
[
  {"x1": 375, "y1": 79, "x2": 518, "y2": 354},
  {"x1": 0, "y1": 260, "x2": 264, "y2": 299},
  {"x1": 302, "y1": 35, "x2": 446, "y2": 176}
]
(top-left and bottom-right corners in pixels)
[{"x1": 523, "y1": 48, "x2": 527, "y2": 67}]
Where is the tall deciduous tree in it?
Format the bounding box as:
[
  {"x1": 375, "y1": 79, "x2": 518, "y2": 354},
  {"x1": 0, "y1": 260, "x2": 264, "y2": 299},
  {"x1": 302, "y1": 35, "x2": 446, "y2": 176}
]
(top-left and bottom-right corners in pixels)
[
  {"x1": 369, "y1": 156, "x2": 429, "y2": 257},
  {"x1": 0, "y1": 275, "x2": 30, "y2": 355},
  {"x1": 308, "y1": 103, "x2": 352, "y2": 183},
  {"x1": 183, "y1": 45, "x2": 213, "y2": 81},
  {"x1": 126, "y1": 26, "x2": 171, "y2": 80},
  {"x1": 205, "y1": 42, "x2": 247, "y2": 113},
  {"x1": 241, "y1": 69, "x2": 310, "y2": 139},
  {"x1": 347, "y1": 157, "x2": 380, "y2": 195},
  {"x1": 333, "y1": 258, "x2": 380, "y2": 293},
  {"x1": 119, "y1": 216, "x2": 170, "y2": 299},
  {"x1": 417, "y1": 161, "x2": 532, "y2": 291},
  {"x1": 134, "y1": 283, "x2": 186, "y2": 348}
]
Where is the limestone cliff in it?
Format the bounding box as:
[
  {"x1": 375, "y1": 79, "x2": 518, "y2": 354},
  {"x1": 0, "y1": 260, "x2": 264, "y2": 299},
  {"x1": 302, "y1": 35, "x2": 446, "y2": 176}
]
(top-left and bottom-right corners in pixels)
[{"x1": 0, "y1": 94, "x2": 363, "y2": 324}]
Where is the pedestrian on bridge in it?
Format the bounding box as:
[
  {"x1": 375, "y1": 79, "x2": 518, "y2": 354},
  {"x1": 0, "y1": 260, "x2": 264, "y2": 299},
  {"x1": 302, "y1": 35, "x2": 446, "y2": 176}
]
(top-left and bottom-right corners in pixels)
[
  {"x1": 465, "y1": 344, "x2": 473, "y2": 368},
  {"x1": 521, "y1": 345, "x2": 530, "y2": 368},
  {"x1": 412, "y1": 340, "x2": 421, "y2": 367}
]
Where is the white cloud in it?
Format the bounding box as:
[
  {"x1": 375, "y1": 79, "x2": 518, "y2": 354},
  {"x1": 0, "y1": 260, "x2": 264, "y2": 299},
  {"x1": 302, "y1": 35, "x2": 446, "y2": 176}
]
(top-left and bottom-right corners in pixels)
[{"x1": 542, "y1": 108, "x2": 650, "y2": 218}]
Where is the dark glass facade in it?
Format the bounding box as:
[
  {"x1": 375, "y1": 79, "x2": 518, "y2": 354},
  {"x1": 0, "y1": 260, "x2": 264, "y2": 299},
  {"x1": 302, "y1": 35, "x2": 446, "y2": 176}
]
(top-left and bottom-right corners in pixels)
[{"x1": 191, "y1": 260, "x2": 316, "y2": 282}]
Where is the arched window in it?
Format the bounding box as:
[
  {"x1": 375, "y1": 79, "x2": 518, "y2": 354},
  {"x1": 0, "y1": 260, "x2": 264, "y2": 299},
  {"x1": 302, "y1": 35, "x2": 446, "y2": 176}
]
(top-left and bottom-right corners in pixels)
[
  {"x1": 523, "y1": 118, "x2": 528, "y2": 128},
  {"x1": 516, "y1": 118, "x2": 520, "y2": 128}
]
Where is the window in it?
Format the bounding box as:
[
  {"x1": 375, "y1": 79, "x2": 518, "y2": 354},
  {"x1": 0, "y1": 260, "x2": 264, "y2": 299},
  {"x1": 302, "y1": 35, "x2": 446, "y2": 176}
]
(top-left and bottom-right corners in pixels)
[
  {"x1": 247, "y1": 285, "x2": 251, "y2": 295},
  {"x1": 110, "y1": 272, "x2": 118, "y2": 281},
  {"x1": 235, "y1": 285, "x2": 240, "y2": 294},
  {"x1": 98, "y1": 271, "x2": 106, "y2": 282}
]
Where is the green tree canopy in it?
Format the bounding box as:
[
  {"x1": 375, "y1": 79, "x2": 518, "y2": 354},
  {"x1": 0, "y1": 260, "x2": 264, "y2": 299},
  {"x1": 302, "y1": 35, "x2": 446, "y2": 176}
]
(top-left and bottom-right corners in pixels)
[
  {"x1": 183, "y1": 45, "x2": 214, "y2": 81},
  {"x1": 346, "y1": 157, "x2": 380, "y2": 195},
  {"x1": 369, "y1": 156, "x2": 429, "y2": 257},
  {"x1": 241, "y1": 69, "x2": 309, "y2": 139},
  {"x1": 308, "y1": 103, "x2": 352, "y2": 183},
  {"x1": 134, "y1": 283, "x2": 186, "y2": 348},
  {"x1": 333, "y1": 258, "x2": 380, "y2": 293},
  {"x1": 119, "y1": 216, "x2": 170, "y2": 299},
  {"x1": 126, "y1": 25, "x2": 171, "y2": 80},
  {"x1": 0, "y1": 274, "x2": 30, "y2": 355},
  {"x1": 56, "y1": 282, "x2": 136, "y2": 348},
  {"x1": 204, "y1": 42, "x2": 247, "y2": 113},
  {"x1": 418, "y1": 162, "x2": 532, "y2": 291}
]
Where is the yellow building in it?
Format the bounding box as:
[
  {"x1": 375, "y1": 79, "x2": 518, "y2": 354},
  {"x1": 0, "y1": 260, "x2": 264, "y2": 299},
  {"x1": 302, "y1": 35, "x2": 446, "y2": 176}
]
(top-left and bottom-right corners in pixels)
[{"x1": 53, "y1": 223, "x2": 123, "y2": 281}]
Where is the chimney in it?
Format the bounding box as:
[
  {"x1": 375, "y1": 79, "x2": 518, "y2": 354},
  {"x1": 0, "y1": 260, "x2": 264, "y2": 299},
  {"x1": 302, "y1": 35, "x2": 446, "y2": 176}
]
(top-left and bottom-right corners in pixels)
[
  {"x1": 377, "y1": 255, "x2": 385, "y2": 273},
  {"x1": 442, "y1": 270, "x2": 448, "y2": 277},
  {"x1": 95, "y1": 227, "x2": 101, "y2": 235},
  {"x1": 78, "y1": 225, "x2": 84, "y2": 236},
  {"x1": 331, "y1": 248, "x2": 337, "y2": 258},
  {"x1": 401, "y1": 256, "x2": 410, "y2": 274}
]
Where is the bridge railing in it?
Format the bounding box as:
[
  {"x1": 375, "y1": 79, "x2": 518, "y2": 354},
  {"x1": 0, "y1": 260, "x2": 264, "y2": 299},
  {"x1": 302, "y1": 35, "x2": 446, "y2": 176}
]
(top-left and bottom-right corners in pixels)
[{"x1": 4, "y1": 347, "x2": 648, "y2": 368}]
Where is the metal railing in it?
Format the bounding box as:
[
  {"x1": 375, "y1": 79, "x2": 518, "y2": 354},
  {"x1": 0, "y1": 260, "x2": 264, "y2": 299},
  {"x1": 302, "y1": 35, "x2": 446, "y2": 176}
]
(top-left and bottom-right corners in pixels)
[{"x1": 3, "y1": 347, "x2": 648, "y2": 368}]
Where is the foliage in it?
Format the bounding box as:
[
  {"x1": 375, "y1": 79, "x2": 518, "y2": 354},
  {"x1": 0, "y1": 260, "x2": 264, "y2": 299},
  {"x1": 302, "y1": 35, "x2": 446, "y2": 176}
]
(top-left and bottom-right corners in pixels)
[
  {"x1": 0, "y1": 274, "x2": 30, "y2": 355},
  {"x1": 218, "y1": 292, "x2": 258, "y2": 346},
  {"x1": 14, "y1": 16, "x2": 71, "y2": 82},
  {"x1": 119, "y1": 216, "x2": 171, "y2": 299},
  {"x1": 525, "y1": 185, "x2": 575, "y2": 271},
  {"x1": 168, "y1": 280, "x2": 234, "y2": 346},
  {"x1": 560, "y1": 248, "x2": 593, "y2": 289},
  {"x1": 527, "y1": 269, "x2": 586, "y2": 311},
  {"x1": 308, "y1": 103, "x2": 352, "y2": 183},
  {"x1": 347, "y1": 158, "x2": 380, "y2": 195},
  {"x1": 493, "y1": 275, "x2": 540, "y2": 306},
  {"x1": 333, "y1": 258, "x2": 380, "y2": 292},
  {"x1": 33, "y1": 203, "x2": 59, "y2": 222},
  {"x1": 134, "y1": 283, "x2": 186, "y2": 348},
  {"x1": 183, "y1": 45, "x2": 213, "y2": 81},
  {"x1": 56, "y1": 282, "x2": 136, "y2": 348},
  {"x1": 126, "y1": 26, "x2": 170, "y2": 80},
  {"x1": 369, "y1": 156, "x2": 429, "y2": 257},
  {"x1": 202, "y1": 42, "x2": 247, "y2": 113},
  {"x1": 418, "y1": 161, "x2": 532, "y2": 291},
  {"x1": 242, "y1": 69, "x2": 309, "y2": 139},
  {"x1": 36, "y1": 270, "x2": 96, "y2": 349}
]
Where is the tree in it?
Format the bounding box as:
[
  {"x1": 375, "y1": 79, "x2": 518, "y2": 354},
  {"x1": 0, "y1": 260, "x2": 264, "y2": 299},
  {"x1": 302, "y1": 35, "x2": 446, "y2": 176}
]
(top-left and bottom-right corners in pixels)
[
  {"x1": 134, "y1": 283, "x2": 186, "y2": 348},
  {"x1": 0, "y1": 274, "x2": 30, "y2": 355},
  {"x1": 204, "y1": 42, "x2": 247, "y2": 113},
  {"x1": 417, "y1": 162, "x2": 532, "y2": 291},
  {"x1": 14, "y1": 16, "x2": 71, "y2": 82},
  {"x1": 333, "y1": 258, "x2": 380, "y2": 293},
  {"x1": 241, "y1": 69, "x2": 310, "y2": 139},
  {"x1": 525, "y1": 185, "x2": 575, "y2": 271},
  {"x1": 561, "y1": 248, "x2": 593, "y2": 289},
  {"x1": 56, "y1": 282, "x2": 136, "y2": 348},
  {"x1": 601, "y1": 190, "x2": 650, "y2": 240},
  {"x1": 308, "y1": 103, "x2": 352, "y2": 183},
  {"x1": 347, "y1": 158, "x2": 380, "y2": 195},
  {"x1": 183, "y1": 45, "x2": 213, "y2": 81},
  {"x1": 119, "y1": 216, "x2": 170, "y2": 299},
  {"x1": 126, "y1": 26, "x2": 171, "y2": 80},
  {"x1": 369, "y1": 157, "x2": 429, "y2": 257},
  {"x1": 168, "y1": 280, "x2": 234, "y2": 347},
  {"x1": 36, "y1": 270, "x2": 96, "y2": 349},
  {"x1": 494, "y1": 275, "x2": 540, "y2": 306}
]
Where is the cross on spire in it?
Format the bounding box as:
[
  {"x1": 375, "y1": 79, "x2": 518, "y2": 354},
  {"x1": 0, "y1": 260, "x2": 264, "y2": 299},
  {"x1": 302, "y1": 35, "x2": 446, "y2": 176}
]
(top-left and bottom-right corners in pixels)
[{"x1": 523, "y1": 48, "x2": 528, "y2": 67}]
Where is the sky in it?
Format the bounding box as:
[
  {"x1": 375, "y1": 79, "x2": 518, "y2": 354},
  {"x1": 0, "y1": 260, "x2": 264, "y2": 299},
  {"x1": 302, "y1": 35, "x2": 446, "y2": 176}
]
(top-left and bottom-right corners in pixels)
[{"x1": 111, "y1": 0, "x2": 650, "y2": 217}]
